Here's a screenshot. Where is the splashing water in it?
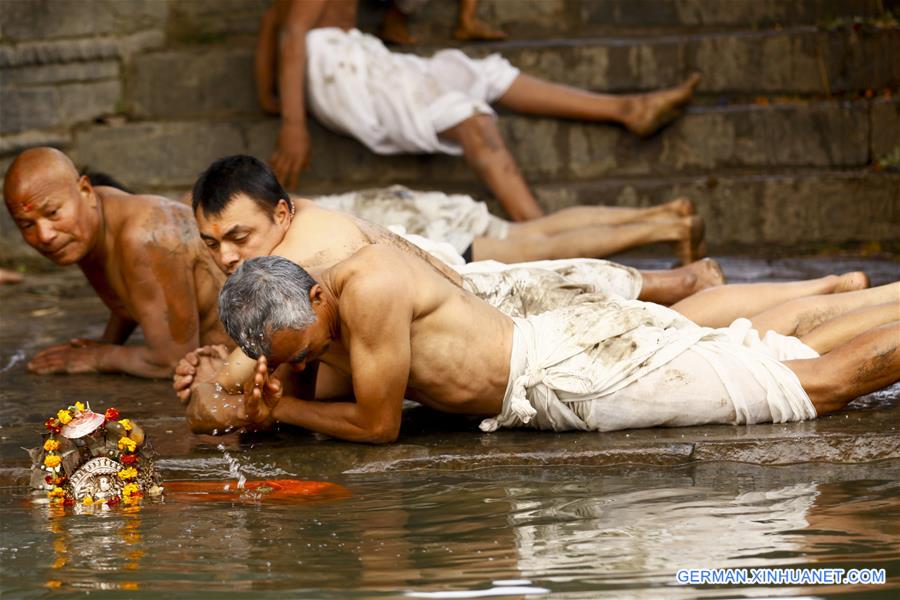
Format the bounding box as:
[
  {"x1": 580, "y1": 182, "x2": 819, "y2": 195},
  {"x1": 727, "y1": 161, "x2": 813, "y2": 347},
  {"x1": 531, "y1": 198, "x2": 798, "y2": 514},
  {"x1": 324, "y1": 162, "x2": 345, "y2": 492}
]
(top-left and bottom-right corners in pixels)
[{"x1": 217, "y1": 444, "x2": 247, "y2": 490}]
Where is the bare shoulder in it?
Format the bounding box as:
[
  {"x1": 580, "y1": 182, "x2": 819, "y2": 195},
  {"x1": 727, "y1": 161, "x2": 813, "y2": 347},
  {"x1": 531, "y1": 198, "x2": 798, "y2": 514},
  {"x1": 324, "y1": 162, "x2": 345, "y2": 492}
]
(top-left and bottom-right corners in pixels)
[
  {"x1": 334, "y1": 245, "x2": 412, "y2": 304},
  {"x1": 115, "y1": 193, "x2": 198, "y2": 260}
]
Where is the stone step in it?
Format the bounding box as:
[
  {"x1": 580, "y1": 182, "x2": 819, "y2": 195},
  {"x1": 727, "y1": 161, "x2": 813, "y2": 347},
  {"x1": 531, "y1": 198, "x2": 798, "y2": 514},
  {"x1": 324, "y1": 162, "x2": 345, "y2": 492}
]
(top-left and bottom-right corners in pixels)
[
  {"x1": 163, "y1": 0, "x2": 894, "y2": 44},
  {"x1": 126, "y1": 27, "x2": 900, "y2": 123},
  {"x1": 75, "y1": 98, "x2": 898, "y2": 189}
]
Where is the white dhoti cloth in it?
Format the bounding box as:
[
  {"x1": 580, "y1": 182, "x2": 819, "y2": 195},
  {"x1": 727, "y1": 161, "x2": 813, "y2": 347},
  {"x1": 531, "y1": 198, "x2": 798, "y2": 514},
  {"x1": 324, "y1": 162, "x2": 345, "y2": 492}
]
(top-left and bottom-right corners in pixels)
[
  {"x1": 305, "y1": 27, "x2": 520, "y2": 155},
  {"x1": 481, "y1": 293, "x2": 818, "y2": 433},
  {"x1": 313, "y1": 185, "x2": 509, "y2": 255}
]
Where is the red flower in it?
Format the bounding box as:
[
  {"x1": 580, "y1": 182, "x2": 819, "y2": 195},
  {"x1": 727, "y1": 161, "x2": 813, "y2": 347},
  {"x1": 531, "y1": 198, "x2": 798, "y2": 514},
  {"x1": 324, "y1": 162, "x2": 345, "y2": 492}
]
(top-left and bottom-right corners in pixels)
[
  {"x1": 45, "y1": 475, "x2": 53, "y2": 484},
  {"x1": 44, "y1": 418, "x2": 62, "y2": 433},
  {"x1": 104, "y1": 408, "x2": 120, "y2": 421},
  {"x1": 120, "y1": 454, "x2": 138, "y2": 465},
  {"x1": 107, "y1": 496, "x2": 121, "y2": 506}
]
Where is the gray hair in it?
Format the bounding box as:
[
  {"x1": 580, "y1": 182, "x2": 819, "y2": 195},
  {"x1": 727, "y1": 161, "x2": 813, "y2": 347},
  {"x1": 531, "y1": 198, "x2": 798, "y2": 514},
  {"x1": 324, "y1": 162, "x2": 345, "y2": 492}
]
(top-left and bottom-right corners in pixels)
[{"x1": 218, "y1": 256, "x2": 318, "y2": 358}]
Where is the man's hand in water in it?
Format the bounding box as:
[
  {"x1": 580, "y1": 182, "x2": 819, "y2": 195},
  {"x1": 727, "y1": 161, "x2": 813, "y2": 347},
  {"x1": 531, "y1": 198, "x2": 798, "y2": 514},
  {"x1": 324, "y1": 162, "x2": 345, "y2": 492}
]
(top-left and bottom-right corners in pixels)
[
  {"x1": 239, "y1": 355, "x2": 283, "y2": 429},
  {"x1": 28, "y1": 339, "x2": 102, "y2": 374},
  {"x1": 173, "y1": 345, "x2": 230, "y2": 403},
  {"x1": 270, "y1": 122, "x2": 309, "y2": 189}
]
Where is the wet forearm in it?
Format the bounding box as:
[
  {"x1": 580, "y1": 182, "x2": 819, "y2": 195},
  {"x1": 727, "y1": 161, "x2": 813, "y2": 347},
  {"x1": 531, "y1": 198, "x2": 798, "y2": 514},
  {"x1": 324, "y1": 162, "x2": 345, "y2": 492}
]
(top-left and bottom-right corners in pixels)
[
  {"x1": 95, "y1": 344, "x2": 174, "y2": 379},
  {"x1": 271, "y1": 396, "x2": 399, "y2": 443},
  {"x1": 100, "y1": 314, "x2": 138, "y2": 345}
]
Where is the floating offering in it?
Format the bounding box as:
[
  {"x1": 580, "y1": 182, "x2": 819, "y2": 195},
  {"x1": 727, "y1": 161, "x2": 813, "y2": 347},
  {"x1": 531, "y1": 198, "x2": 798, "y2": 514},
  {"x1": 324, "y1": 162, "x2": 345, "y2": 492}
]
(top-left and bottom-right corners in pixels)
[
  {"x1": 164, "y1": 479, "x2": 350, "y2": 503},
  {"x1": 29, "y1": 403, "x2": 162, "y2": 511}
]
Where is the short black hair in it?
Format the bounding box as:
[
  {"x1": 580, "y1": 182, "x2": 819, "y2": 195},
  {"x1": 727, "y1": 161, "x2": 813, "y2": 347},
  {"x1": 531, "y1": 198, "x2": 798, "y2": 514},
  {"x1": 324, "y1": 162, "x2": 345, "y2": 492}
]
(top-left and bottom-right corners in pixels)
[
  {"x1": 82, "y1": 170, "x2": 134, "y2": 194},
  {"x1": 191, "y1": 155, "x2": 289, "y2": 219}
]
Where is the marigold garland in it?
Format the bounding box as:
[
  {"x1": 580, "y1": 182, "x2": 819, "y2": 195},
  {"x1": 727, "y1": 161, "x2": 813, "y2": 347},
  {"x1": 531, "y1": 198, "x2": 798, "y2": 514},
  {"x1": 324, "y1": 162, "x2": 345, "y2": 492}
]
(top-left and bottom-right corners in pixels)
[{"x1": 41, "y1": 402, "x2": 145, "y2": 509}]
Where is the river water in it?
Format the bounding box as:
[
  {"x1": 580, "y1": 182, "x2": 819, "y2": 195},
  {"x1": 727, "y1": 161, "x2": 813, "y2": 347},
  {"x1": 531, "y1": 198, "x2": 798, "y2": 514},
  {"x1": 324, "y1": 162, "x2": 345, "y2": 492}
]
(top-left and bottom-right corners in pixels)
[{"x1": 1, "y1": 258, "x2": 898, "y2": 597}]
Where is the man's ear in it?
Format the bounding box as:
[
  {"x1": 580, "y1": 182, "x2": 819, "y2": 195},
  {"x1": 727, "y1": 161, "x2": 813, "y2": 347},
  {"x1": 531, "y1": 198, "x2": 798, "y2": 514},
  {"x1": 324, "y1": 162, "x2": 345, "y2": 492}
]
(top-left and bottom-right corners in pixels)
[
  {"x1": 78, "y1": 175, "x2": 97, "y2": 208},
  {"x1": 274, "y1": 198, "x2": 292, "y2": 225},
  {"x1": 309, "y1": 283, "x2": 323, "y2": 306}
]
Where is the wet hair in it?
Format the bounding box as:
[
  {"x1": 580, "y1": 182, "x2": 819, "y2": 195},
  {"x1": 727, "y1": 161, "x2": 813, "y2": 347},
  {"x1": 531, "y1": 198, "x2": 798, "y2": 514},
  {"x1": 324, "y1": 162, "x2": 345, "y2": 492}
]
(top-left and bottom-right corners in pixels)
[
  {"x1": 218, "y1": 255, "x2": 317, "y2": 359},
  {"x1": 82, "y1": 170, "x2": 134, "y2": 193},
  {"x1": 192, "y1": 155, "x2": 290, "y2": 220}
]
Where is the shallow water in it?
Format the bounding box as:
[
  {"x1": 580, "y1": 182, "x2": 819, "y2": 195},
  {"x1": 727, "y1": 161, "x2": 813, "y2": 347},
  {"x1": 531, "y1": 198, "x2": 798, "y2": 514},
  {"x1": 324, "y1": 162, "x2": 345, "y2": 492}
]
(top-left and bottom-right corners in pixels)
[{"x1": 1, "y1": 258, "x2": 899, "y2": 597}]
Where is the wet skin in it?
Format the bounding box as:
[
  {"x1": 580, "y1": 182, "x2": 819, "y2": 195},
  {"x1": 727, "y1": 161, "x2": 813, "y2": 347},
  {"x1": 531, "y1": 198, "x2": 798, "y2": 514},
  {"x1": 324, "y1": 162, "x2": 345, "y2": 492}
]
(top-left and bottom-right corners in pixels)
[
  {"x1": 239, "y1": 244, "x2": 513, "y2": 443},
  {"x1": 4, "y1": 148, "x2": 228, "y2": 378}
]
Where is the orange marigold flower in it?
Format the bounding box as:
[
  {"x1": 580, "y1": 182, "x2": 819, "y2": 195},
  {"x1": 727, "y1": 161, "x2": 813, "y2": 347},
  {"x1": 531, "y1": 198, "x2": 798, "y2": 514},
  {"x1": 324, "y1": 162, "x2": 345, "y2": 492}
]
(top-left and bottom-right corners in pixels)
[
  {"x1": 43, "y1": 439, "x2": 60, "y2": 452},
  {"x1": 118, "y1": 437, "x2": 137, "y2": 452},
  {"x1": 48, "y1": 486, "x2": 66, "y2": 498},
  {"x1": 105, "y1": 407, "x2": 120, "y2": 421},
  {"x1": 122, "y1": 483, "x2": 140, "y2": 497},
  {"x1": 73, "y1": 402, "x2": 85, "y2": 412},
  {"x1": 44, "y1": 454, "x2": 61, "y2": 468},
  {"x1": 118, "y1": 418, "x2": 133, "y2": 432},
  {"x1": 82, "y1": 496, "x2": 94, "y2": 506},
  {"x1": 57, "y1": 410, "x2": 73, "y2": 425},
  {"x1": 118, "y1": 467, "x2": 138, "y2": 480}
]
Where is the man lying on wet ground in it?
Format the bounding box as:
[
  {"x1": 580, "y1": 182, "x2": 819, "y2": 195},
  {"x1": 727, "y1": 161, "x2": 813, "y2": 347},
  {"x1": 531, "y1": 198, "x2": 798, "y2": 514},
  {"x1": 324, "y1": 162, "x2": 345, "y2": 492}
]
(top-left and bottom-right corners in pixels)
[
  {"x1": 207, "y1": 248, "x2": 899, "y2": 442},
  {"x1": 175, "y1": 156, "x2": 868, "y2": 420},
  {"x1": 2, "y1": 147, "x2": 229, "y2": 378}
]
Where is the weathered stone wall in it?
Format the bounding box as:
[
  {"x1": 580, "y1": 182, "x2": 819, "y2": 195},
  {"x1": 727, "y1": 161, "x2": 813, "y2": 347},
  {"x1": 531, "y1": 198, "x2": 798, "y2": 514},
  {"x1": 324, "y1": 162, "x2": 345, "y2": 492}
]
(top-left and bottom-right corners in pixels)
[{"x1": 1, "y1": 0, "x2": 899, "y2": 264}]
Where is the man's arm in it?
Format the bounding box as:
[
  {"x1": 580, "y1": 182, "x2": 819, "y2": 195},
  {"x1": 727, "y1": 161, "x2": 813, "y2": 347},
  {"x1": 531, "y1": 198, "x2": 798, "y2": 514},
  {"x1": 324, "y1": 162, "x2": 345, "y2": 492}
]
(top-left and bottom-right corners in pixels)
[
  {"x1": 100, "y1": 312, "x2": 138, "y2": 344},
  {"x1": 270, "y1": 0, "x2": 326, "y2": 188},
  {"x1": 270, "y1": 273, "x2": 412, "y2": 443}
]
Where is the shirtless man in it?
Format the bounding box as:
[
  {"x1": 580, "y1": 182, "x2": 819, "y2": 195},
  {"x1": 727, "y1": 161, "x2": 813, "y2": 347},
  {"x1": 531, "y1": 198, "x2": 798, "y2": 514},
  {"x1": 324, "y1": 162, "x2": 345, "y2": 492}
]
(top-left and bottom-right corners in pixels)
[
  {"x1": 2, "y1": 148, "x2": 229, "y2": 377},
  {"x1": 257, "y1": 0, "x2": 701, "y2": 221},
  {"x1": 175, "y1": 155, "x2": 870, "y2": 425},
  {"x1": 379, "y1": 0, "x2": 506, "y2": 45},
  {"x1": 210, "y1": 249, "x2": 898, "y2": 443}
]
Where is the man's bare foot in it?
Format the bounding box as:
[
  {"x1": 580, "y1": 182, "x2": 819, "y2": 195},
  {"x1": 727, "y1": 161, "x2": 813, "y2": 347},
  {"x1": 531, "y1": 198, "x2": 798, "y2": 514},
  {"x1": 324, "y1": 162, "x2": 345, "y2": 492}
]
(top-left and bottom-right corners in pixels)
[
  {"x1": 454, "y1": 18, "x2": 507, "y2": 41},
  {"x1": 624, "y1": 73, "x2": 702, "y2": 137},
  {"x1": 683, "y1": 258, "x2": 726, "y2": 294},
  {"x1": 379, "y1": 9, "x2": 417, "y2": 45},
  {"x1": 675, "y1": 215, "x2": 706, "y2": 266},
  {"x1": 0, "y1": 268, "x2": 23, "y2": 285},
  {"x1": 666, "y1": 196, "x2": 695, "y2": 218},
  {"x1": 833, "y1": 271, "x2": 870, "y2": 293}
]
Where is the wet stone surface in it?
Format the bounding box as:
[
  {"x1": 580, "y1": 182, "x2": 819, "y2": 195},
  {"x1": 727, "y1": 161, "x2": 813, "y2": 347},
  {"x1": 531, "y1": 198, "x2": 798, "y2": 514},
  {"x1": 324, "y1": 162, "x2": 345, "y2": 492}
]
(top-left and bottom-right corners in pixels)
[{"x1": 0, "y1": 255, "x2": 898, "y2": 488}]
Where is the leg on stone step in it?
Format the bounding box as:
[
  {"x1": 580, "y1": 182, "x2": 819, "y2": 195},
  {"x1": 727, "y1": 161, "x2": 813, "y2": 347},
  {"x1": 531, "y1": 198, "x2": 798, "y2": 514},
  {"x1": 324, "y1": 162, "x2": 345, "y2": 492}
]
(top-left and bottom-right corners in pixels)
[{"x1": 497, "y1": 72, "x2": 702, "y2": 137}]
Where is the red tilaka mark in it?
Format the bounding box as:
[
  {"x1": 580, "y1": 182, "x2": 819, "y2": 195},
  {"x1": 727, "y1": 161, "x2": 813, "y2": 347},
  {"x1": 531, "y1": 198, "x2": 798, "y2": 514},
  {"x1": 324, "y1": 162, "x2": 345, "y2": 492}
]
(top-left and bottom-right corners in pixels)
[{"x1": 22, "y1": 203, "x2": 33, "y2": 211}]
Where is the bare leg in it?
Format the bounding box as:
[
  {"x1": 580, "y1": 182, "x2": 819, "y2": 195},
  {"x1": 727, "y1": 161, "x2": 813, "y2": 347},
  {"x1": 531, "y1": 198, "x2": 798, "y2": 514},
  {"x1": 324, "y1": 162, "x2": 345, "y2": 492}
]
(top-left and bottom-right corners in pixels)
[
  {"x1": 638, "y1": 259, "x2": 725, "y2": 305},
  {"x1": 440, "y1": 115, "x2": 544, "y2": 221},
  {"x1": 471, "y1": 217, "x2": 702, "y2": 263},
  {"x1": 751, "y1": 282, "x2": 899, "y2": 337},
  {"x1": 801, "y1": 302, "x2": 900, "y2": 354},
  {"x1": 786, "y1": 321, "x2": 900, "y2": 416},
  {"x1": 454, "y1": 0, "x2": 506, "y2": 41},
  {"x1": 673, "y1": 273, "x2": 870, "y2": 328},
  {"x1": 506, "y1": 198, "x2": 694, "y2": 237},
  {"x1": 497, "y1": 73, "x2": 702, "y2": 137}
]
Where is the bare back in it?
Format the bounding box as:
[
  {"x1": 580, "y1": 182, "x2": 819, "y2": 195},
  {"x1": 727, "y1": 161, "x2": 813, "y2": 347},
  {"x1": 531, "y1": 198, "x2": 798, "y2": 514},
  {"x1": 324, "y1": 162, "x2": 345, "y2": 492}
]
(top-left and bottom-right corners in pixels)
[
  {"x1": 276, "y1": 198, "x2": 463, "y2": 285},
  {"x1": 90, "y1": 188, "x2": 228, "y2": 346},
  {"x1": 325, "y1": 245, "x2": 513, "y2": 415}
]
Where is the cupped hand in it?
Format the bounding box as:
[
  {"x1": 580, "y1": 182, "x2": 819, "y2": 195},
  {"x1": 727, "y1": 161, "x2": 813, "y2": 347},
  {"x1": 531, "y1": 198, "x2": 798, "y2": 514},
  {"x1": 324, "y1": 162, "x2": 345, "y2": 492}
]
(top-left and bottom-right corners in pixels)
[
  {"x1": 172, "y1": 344, "x2": 229, "y2": 403},
  {"x1": 239, "y1": 355, "x2": 283, "y2": 428}
]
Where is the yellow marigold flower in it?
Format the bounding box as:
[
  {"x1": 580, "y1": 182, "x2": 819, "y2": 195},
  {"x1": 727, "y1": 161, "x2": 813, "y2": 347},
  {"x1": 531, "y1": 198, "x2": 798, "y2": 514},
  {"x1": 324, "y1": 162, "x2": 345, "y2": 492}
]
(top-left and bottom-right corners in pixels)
[
  {"x1": 119, "y1": 418, "x2": 133, "y2": 432},
  {"x1": 57, "y1": 410, "x2": 73, "y2": 425},
  {"x1": 48, "y1": 486, "x2": 66, "y2": 498},
  {"x1": 74, "y1": 401, "x2": 85, "y2": 412},
  {"x1": 43, "y1": 439, "x2": 60, "y2": 452},
  {"x1": 118, "y1": 437, "x2": 137, "y2": 452},
  {"x1": 118, "y1": 467, "x2": 138, "y2": 480},
  {"x1": 122, "y1": 483, "x2": 140, "y2": 496},
  {"x1": 44, "y1": 454, "x2": 61, "y2": 468},
  {"x1": 82, "y1": 496, "x2": 94, "y2": 506}
]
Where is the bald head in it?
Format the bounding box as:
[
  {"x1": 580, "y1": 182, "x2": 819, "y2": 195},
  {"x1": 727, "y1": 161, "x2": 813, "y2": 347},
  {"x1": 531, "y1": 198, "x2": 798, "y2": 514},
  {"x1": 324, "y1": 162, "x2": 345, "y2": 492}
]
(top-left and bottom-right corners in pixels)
[
  {"x1": 3, "y1": 147, "x2": 79, "y2": 206},
  {"x1": 4, "y1": 147, "x2": 99, "y2": 265}
]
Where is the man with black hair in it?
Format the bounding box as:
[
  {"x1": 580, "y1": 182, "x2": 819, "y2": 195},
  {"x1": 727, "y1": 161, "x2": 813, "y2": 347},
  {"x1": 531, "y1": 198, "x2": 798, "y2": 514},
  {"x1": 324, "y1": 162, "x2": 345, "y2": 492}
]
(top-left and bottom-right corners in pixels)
[{"x1": 3, "y1": 147, "x2": 230, "y2": 377}]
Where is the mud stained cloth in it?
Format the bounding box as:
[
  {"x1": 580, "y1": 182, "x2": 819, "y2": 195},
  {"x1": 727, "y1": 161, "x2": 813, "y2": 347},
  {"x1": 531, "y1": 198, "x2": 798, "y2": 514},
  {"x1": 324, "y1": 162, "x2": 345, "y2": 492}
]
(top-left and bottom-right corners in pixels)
[
  {"x1": 481, "y1": 293, "x2": 818, "y2": 433},
  {"x1": 305, "y1": 27, "x2": 519, "y2": 155}
]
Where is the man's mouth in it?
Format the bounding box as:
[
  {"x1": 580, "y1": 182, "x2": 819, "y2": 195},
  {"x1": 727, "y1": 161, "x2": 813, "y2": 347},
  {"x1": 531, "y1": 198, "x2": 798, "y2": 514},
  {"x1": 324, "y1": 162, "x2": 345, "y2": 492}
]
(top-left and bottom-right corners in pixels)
[{"x1": 45, "y1": 242, "x2": 70, "y2": 257}]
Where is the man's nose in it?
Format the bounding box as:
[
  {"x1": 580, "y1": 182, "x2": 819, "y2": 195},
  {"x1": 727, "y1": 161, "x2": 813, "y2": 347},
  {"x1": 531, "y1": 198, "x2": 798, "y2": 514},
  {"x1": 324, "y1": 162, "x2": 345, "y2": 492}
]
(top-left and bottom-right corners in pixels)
[
  {"x1": 36, "y1": 220, "x2": 57, "y2": 245},
  {"x1": 221, "y1": 247, "x2": 240, "y2": 269}
]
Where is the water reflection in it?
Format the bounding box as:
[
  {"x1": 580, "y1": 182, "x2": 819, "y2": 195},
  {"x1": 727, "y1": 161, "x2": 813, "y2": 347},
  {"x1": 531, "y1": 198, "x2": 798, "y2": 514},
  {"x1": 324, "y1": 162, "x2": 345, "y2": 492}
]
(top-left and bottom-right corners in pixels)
[{"x1": 2, "y1": 465, "x2": 897, "y2": 596}]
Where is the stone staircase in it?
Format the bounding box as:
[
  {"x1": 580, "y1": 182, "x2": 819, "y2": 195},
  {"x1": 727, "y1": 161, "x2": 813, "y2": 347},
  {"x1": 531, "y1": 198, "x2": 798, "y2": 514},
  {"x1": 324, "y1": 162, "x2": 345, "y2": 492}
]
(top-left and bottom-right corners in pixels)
[{"x1": 2, "y1": 0, "x2": 899, "y2": 261}]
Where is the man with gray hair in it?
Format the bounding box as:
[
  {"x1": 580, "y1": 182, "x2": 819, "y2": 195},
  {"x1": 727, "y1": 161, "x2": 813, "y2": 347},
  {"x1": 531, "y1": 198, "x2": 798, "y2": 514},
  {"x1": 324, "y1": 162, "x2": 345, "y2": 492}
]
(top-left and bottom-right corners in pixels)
[{"x1": 207, "y1": 247, "x2": 899, "y2": 443}]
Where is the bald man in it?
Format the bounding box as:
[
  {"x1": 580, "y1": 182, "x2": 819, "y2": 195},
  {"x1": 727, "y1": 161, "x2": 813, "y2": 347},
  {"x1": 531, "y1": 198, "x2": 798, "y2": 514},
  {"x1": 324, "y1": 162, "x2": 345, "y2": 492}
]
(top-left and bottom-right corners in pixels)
[{"x1": 3, "y1": 148, "x2": 230, "y2": 378}]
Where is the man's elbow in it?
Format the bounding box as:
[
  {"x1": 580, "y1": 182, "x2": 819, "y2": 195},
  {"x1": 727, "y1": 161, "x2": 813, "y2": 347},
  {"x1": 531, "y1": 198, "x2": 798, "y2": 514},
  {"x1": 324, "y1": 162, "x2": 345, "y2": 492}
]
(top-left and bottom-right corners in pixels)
[{"x1": 364, "y1": 422, "x2": 400, "y2": 444}]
